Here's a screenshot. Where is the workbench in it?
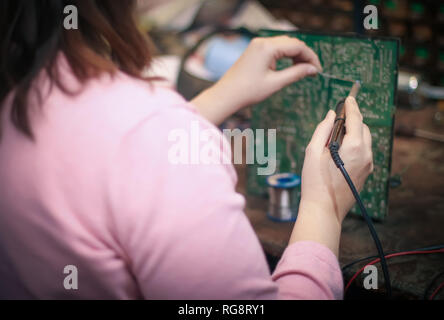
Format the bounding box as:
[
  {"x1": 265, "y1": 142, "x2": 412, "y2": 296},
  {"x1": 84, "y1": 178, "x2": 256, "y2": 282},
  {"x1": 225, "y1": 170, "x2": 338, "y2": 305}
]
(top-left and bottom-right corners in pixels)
[{"x1": 236, "y1": 106, "x2": 444, "y2": 300}]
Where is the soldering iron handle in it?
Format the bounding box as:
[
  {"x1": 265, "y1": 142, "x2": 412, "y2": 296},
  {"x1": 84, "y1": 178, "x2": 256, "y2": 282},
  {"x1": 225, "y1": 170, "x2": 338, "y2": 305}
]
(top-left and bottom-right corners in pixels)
[{"x1": 329, "y1": 99, "x2": 346, "y2": 147}]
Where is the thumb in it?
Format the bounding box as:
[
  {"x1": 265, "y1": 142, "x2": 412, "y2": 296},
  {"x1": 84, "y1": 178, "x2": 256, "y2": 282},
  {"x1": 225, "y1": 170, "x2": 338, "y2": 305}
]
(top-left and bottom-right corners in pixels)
[
  {"x1": 307, "y1": 110, "x2": 336, "y2": 153},
  {"x1": 271, "y1": 63, "x2": 318, "y2": 89}
]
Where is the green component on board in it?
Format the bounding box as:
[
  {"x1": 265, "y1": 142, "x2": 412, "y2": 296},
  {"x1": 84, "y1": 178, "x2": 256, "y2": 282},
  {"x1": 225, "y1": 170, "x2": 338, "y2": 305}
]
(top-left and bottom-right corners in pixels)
[{"x1": 247, "y1": 30, "x2": 399, "y2": 220}]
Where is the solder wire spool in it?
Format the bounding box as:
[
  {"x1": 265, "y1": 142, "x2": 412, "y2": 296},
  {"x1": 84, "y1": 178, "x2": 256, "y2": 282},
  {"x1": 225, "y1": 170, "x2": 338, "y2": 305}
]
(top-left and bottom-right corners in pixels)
[{"x1": 266, "y1": 173, "x2": 301, "y2": 222}]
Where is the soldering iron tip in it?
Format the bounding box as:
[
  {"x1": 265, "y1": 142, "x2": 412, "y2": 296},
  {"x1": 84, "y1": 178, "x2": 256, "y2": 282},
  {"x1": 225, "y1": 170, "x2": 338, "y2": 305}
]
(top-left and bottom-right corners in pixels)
[{"x1": 349, "y1": 81, "x2": 361, "y2": 98}]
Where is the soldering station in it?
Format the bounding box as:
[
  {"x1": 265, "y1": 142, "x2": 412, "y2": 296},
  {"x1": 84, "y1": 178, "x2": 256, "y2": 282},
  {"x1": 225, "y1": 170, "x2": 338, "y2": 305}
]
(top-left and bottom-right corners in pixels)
[{"x1": 1, "y1": 0, "x2": 443, "y2": 304}]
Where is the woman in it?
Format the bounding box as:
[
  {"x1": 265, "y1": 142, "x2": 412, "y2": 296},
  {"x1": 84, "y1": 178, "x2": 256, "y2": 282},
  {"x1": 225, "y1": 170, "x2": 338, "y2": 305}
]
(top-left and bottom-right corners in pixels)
[{"x1": 0, "y1": 1, "x2": 373, "y2": 299}]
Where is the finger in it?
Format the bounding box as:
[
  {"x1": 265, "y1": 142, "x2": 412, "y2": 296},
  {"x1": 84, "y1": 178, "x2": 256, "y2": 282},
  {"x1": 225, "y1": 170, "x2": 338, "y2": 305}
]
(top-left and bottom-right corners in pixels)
[
  {"x1": 270, "y1": 36, "x2": 322, "y2": 71},
  {"x1": 363, "y1": 124, "x2": 374, "y2": 172},
  {"x1": 363, "y1": 124, "x2": 372, "y2": 149},
  {"x1": 271, "y1": 63, "x2": 318, "y2": 89},
  {"x1": 344, "y1": 96, "x2": 363, "y2": 139},
  {"x1": 307, "y1": 110, "x2": 336, "y2": 154},
  {"x1": 270, "y1": 59, "x2": 277, "y2": 71}
]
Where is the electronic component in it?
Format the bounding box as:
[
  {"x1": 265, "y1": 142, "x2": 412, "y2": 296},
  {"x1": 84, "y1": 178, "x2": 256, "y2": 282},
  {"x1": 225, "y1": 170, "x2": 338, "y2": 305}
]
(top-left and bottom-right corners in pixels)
[{"x1": 247, "y1": 30, "x2": 399, "y2": 220}]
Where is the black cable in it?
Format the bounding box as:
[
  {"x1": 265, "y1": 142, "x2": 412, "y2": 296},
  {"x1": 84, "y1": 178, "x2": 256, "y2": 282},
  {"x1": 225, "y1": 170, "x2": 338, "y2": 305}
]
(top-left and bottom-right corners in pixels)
[
  {"x1": 330, "y1": 142, "x2": 392, "y2": 297},
  {"x1": 342, "y1": 244, "x2": 444, "y2": 272}
]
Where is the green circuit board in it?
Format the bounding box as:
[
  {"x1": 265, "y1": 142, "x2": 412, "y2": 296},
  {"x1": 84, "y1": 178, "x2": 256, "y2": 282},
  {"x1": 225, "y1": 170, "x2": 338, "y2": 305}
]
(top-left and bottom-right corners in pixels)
[{"x1": 247, "y1": 30, "x2": 399, "y2": 220}]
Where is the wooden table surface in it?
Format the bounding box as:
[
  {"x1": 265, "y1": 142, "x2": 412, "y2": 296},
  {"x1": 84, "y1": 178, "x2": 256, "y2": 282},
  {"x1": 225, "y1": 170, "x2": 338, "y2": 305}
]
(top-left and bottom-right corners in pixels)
[{"x1": 235, "y1": 106, "x2": 444, "y2": 299}]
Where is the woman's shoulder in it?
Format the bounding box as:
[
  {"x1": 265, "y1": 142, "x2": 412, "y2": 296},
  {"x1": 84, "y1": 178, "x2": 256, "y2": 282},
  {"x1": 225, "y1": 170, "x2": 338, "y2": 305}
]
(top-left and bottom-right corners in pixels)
[
  {"x1": 42, "y1": 68, "x2": 199, "y2": 141},
  {"x1": 73, "y1": 72, "x2": 193, "y2": 130},
  {"x1": 32, "y1": 68, "x2": 217, "y2": 179}
]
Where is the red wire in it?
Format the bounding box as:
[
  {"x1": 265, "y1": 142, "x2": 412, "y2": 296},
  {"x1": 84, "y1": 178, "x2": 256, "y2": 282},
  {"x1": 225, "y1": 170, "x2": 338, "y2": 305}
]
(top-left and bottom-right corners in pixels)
[
  {"x1": 345, "y1": 249, "x2": 444, "y2": 293},
  {"x1": 429, "y1": 281, "x2": 444, "y2": 300}
]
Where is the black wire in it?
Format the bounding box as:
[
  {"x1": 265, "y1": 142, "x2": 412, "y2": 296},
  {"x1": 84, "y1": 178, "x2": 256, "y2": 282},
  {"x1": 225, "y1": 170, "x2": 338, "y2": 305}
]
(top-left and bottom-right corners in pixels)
[
  {"x1": 342, "y1": 244, "x2": 444, "y2": 272},
  {"x1": 342, "y1": 255, "x2": 378, "y2": 272},
  {"x1": 330, "y1": 142, "x2": 392, "y2": 297},
  {"x1": 423, "y1": 270, "x2": 444, "y2": 300},
  {"x1": 338, "y1": 164, "x2": 392, "y2": 296}
]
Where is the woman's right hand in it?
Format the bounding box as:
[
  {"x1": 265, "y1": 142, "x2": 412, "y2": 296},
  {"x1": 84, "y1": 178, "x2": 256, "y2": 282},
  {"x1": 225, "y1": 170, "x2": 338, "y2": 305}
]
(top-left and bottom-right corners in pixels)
[
  {"x1": 289, "y1": 97, "x2": 373, "y2": 256},
  {"x1": 300, "y1": 96, "x2": 374, "y2": 224}
]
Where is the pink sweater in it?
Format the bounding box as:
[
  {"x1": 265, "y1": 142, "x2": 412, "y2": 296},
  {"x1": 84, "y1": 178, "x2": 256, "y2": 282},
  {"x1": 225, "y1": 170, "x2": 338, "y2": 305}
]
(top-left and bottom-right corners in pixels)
[{"x1": 0, "y1": 60, "x2": 343, "y2": 300}]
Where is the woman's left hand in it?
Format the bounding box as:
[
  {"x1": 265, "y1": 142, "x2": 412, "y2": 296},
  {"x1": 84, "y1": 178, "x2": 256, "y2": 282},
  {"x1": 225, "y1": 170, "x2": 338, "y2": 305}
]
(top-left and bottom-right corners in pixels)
[{"x1": 192, "y1": 35, "x2": 322, "y2": 125}]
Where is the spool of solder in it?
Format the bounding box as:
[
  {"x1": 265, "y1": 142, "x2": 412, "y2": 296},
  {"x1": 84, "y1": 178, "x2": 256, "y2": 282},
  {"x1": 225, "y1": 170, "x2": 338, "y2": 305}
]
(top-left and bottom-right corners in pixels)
[{"x1": 266, "y1": 173, "x2": 301, "y2": 222}]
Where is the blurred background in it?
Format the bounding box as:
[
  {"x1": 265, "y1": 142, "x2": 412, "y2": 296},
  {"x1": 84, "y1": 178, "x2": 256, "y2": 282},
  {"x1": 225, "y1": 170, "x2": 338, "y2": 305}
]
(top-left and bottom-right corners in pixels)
[
  {"x1": 135, "y1": 0, "x2": 444, "y2": 119},
  {"x1": 134, "y1": 0, "x2": 444, "y2": 299}
]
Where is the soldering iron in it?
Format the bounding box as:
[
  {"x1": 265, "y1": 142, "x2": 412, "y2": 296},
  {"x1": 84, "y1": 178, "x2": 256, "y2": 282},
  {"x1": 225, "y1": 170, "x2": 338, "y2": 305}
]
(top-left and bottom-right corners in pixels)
[{"x1": 328, "y1": 81, "x2": 392, "y2": 297}]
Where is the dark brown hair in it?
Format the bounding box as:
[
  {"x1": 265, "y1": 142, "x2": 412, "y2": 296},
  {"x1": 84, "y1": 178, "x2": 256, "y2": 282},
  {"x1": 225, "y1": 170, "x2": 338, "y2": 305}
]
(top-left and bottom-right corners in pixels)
[{"x1": 0, "y1": 0, "x2": 153, "y2": 138}]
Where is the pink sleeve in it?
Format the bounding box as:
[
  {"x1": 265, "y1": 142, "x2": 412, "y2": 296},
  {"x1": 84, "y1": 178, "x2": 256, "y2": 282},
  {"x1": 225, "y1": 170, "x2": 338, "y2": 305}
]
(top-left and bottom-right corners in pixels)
[
  {"x1": 107, "y1": 104, "x2": 343, "y2": 300},
  {"x1": 272, "y1": 241, "x2": 344, "y2": 299}
]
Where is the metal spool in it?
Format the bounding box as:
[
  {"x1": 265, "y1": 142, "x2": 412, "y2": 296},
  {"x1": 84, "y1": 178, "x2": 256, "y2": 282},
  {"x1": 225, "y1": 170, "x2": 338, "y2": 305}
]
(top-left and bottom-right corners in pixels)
[{"x1": 266, "y1": 173, "x2": 301, "y2": 222}]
